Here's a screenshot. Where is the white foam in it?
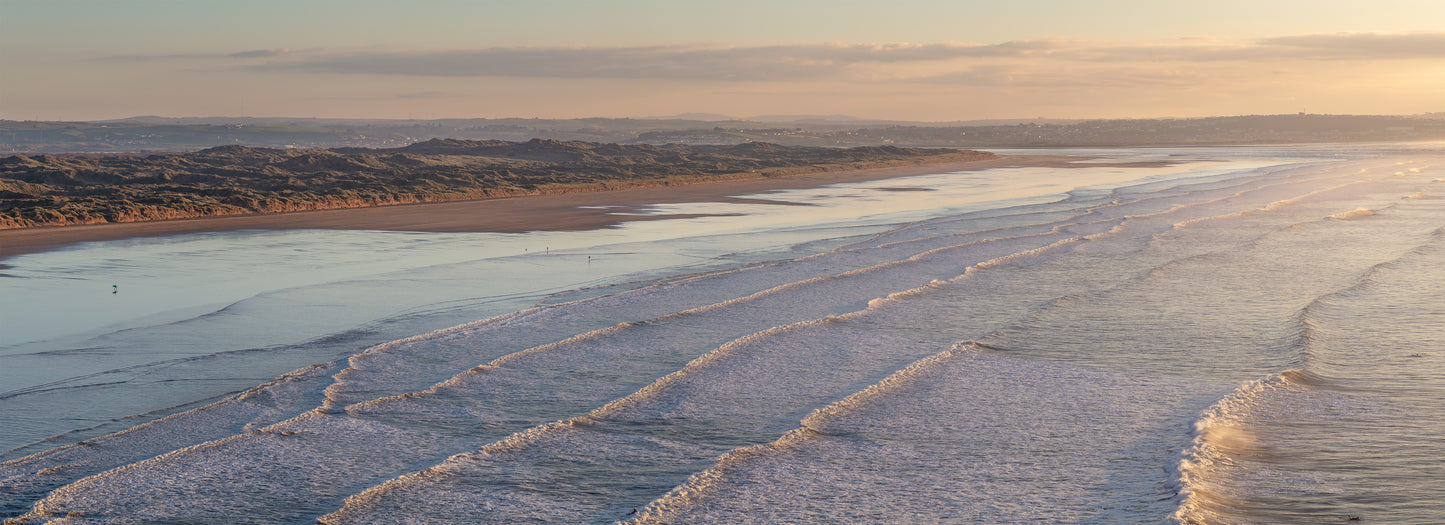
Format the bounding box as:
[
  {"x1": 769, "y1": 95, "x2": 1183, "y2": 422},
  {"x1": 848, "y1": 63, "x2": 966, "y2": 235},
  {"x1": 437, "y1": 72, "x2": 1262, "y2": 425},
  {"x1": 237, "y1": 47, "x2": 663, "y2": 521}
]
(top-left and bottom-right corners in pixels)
[{"x1": 1329, "y1": 207, "x2": 1376, "y2": 219}]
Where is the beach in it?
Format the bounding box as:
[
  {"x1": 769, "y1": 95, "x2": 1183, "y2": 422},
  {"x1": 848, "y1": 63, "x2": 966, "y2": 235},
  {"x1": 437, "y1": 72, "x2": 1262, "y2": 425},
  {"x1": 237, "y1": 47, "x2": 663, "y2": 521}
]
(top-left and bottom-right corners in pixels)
[{"x1": 1, "y1": 155, "x2": 1096, "y2": 258}]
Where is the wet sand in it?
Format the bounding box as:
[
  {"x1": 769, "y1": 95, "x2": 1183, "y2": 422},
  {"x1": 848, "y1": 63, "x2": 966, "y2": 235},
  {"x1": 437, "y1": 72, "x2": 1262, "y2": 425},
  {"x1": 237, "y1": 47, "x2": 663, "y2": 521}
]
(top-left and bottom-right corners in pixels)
[{"x1": 0, "y1": 155, "x2": 1113, "y2": 258}]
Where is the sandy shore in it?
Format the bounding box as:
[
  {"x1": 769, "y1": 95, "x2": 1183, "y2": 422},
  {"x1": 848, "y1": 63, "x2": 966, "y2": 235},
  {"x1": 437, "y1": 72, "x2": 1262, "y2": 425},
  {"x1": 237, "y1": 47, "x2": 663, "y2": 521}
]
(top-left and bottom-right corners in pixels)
[{"x1": 0, "y1": 155, "x2": 1110, "y2": 258}]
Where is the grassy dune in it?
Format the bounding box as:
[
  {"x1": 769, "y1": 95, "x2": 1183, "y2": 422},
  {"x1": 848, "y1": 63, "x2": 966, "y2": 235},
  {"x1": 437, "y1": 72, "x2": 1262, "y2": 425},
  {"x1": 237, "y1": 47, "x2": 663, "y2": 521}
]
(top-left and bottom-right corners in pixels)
[{"x1": 0, "y1": 139, "x2": 991, "y2": 230}]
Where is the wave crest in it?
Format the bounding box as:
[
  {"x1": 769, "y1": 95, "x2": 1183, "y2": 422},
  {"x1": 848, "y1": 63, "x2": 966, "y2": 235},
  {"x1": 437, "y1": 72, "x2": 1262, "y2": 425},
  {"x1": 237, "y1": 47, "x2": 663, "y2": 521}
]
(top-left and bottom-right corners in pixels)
[{"x1": 1328, "y1": 208, "x2": 1375, "y2": 220}]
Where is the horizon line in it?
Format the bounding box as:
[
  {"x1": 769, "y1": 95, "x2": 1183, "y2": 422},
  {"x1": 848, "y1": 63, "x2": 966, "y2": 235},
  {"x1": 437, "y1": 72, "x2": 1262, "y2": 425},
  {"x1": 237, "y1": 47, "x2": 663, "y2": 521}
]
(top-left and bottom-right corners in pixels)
[{"x1": 6, "y1": 111, "x2": 1445, "y2": 125}]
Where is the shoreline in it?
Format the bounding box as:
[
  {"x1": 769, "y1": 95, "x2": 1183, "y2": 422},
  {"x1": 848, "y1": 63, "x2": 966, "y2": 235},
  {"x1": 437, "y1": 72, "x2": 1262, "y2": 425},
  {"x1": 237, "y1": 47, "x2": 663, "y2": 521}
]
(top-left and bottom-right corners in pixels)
[{"x1": 0, "y1": 154, "x2": 1109, "y2": 258}]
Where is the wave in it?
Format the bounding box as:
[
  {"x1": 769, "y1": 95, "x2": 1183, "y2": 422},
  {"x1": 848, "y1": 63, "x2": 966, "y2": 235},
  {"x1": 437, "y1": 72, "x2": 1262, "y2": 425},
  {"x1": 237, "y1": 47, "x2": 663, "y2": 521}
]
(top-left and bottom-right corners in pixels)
[
  {"x1": 1174, "y1": 220, "x2": 1445, "y2": 523},
  {"x1": 622, "y1": 345, "x2": 980, "y2": 524},
  {"x1": 320, "y1": 318, "x2": 847, "y2": 524},
  {"x1": 1263, "y1": 179, "x2": 1378, "y2": 211},
  {"x1": 1329, "y1": 207, "x2": 1376, "y2": 219},
  {"x1": 1173, "y1": 370, "x2": 1313, "y2": 523},
  {"x1": 325, "y1": 219, "x2": 1082, "y2": 410},
  {"x1": 0, "y1": 362, "x2": 336, "y2": 517}
]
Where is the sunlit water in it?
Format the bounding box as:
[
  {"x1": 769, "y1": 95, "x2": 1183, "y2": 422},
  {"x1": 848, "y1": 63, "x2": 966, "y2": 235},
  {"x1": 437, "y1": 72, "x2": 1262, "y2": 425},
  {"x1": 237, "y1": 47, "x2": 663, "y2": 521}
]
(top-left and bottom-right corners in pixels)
[{"x1": 2, "y1": 145, "x2": 1442, "y2": 523}]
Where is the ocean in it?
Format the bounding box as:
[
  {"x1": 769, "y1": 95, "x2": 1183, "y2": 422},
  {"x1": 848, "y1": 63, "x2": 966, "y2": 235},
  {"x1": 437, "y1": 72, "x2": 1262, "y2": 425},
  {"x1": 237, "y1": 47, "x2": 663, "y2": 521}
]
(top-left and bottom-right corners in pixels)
[{"x1": 1, "y1": 144, "x2": 1442, "y2": 523}]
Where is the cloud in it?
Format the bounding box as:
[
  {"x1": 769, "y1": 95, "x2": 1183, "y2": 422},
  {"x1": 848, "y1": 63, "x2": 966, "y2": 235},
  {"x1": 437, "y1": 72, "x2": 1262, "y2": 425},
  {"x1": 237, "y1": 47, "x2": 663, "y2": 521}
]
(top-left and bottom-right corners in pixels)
[
  {"x1": 918, "y1": 65, "x2": 1205, "y2": 87},
  {"x1": 229, "y1": 48, "x2": 295, "y2": 59},
  {"x1": 1258, "y1": 32, "x2": 1445, "y2": 59},
  {"x1": 98, "y1": 48, "x2": 312, "y2": 62},
  {"x1": 912, "y1": 65, "x2": 1018, "y2": 86},
  {"x1": 254, "y1": 41, "x2": 1058, "y2": 80},
  {"x1": 1061, "y1": 32, "x2": 1445, "y2": 62},
  {"x1": 95, "y1": 52, "x2": 221, "y2": 62}
]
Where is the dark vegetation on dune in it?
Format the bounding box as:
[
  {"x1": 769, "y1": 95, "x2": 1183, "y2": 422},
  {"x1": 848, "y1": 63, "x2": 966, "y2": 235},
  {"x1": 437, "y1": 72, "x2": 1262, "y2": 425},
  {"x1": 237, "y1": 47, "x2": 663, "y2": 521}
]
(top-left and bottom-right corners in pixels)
[{"x1": 0, "y1": 139, "x2": 990, "y2": 229}]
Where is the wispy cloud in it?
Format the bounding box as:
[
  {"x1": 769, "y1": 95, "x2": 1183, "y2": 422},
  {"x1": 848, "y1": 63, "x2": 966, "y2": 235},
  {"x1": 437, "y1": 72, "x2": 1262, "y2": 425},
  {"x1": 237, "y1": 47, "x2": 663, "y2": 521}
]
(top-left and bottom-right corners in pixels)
[
  {"x1": 95, "y1": 52, "x2": 222, "y2": 62},
  {"x1": 229, "y1": 48, "x2": 296, "y2": 59},
  {"x1": 250, "y1": 42, "x2": 1057, "y2": 81},
  {"x1": 98, "y1": 48, "x2": 313, "y2": 62},
  {"x1": 917, "y1": 65, "x2": 1205, "y2": 87},
  {"x1": 1258, "y1": 32, "x2": 1445, "y2": 59},
  {"x1": 1059, "y1": 32, "x2": 1445, "y2": 62}
]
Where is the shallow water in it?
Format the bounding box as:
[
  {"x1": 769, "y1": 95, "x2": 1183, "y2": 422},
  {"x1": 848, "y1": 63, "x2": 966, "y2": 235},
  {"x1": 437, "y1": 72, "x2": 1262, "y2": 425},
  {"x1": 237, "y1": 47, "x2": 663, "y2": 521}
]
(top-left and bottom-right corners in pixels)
[{"x1": 2, "y1": 145, "x2": 1442, "y2": 523}]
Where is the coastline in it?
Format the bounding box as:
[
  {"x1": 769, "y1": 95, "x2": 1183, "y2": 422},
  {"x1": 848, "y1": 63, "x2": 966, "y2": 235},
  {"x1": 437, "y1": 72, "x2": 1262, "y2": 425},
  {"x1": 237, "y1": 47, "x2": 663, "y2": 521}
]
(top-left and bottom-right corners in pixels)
[{"x1": 0, "y1": 155, "x2": 1100, "y2": 258}]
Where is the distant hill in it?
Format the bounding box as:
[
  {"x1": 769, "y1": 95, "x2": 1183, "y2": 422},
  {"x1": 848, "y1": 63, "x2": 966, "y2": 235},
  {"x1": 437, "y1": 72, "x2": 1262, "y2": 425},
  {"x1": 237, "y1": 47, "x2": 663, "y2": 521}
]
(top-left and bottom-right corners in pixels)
[
  {"x1": 0, "y1": 138, "x2": 990, "y2": 229},
  {"x1": 5, "y1": 114, "x2": 1444, "y2": 153},
  {"x1": 639, "y1": 113, "x2": 737, "y2": 121},
  {"x1": 745, "y1": 114, "x2": 873, "y2": 123}
]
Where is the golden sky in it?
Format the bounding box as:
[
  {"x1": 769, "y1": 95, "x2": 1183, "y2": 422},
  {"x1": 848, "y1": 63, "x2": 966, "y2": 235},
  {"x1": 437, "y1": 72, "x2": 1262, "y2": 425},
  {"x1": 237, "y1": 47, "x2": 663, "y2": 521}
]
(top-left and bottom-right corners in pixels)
[{"x1": 3, "y1": 0, "x2": 1443, "y2": 121}]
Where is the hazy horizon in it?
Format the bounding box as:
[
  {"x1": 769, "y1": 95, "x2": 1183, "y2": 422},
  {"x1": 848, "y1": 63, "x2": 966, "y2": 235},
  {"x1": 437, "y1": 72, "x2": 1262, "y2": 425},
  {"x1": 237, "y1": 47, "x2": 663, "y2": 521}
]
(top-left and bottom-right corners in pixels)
[
  {"x1": 12, "y1": 111, "x2": 1445, "y2": 126},
  {"x1": 4, "y1": 1, "x2": 1444, "y2": 122}
]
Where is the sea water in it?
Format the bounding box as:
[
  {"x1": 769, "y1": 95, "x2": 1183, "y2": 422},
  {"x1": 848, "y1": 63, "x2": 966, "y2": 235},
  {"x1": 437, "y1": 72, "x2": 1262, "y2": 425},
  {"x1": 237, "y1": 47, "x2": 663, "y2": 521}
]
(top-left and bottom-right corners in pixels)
[{"x1": 1, "y1": 144, "x2": 1442, "y2": 523}]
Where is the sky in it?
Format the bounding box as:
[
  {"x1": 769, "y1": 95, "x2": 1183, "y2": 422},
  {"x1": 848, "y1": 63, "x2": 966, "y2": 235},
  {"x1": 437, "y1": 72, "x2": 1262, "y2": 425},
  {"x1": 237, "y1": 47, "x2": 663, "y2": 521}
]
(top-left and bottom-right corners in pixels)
[{"x1": 2, "y1": 0, "x2": 1444, "y2": 121}]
